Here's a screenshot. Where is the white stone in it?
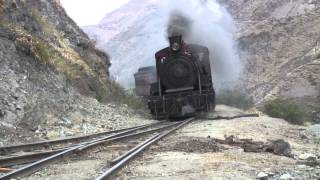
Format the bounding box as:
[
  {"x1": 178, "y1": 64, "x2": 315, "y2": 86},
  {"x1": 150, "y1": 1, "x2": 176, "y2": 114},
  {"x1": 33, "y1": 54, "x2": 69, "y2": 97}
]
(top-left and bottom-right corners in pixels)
[
  {"x1": 297, "y1": 164, "x2": 307, "y2": 169},
  {"x1": 257, "y1": 172, "x2": 268, "y2": 180},
  {"x1": 299, "y1": 153, "x2": 317, "y2": 161}
]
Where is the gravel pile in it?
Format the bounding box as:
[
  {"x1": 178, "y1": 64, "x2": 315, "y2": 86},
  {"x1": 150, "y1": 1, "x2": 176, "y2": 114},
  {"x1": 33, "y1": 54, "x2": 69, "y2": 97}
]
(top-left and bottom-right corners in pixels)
[
  {"x1": 33, "y1": 95, "x2": 154, "y2": 140},
  {"x1": 308, "y1": 124, "x2": 320, "y2": 136}
]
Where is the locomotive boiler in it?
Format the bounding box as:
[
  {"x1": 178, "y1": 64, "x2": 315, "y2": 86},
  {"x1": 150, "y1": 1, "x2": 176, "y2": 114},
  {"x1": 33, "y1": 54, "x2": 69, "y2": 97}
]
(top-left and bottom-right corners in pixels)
[{"x1": 134, "y1": 35, "x2": 215, "y2": 120}]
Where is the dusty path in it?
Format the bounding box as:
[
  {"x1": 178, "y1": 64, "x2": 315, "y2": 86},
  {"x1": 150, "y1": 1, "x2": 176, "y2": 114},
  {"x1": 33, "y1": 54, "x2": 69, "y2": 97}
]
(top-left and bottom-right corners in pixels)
[{"x1": 22, "y1": 105, "x2": 319, "y2": 180}]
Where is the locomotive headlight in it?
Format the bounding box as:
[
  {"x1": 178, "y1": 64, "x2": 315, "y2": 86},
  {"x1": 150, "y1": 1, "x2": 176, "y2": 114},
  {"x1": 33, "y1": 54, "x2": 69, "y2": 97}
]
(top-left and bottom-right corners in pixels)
[{"x1": 172, "y1": 42, "x2": 180, "y2": 51}]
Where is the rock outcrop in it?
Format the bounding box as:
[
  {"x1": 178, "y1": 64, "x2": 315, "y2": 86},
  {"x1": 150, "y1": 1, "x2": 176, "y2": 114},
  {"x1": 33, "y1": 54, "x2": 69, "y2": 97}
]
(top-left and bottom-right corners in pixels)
[{"x1": 219, "y1": 0, "x2": 320, "y2": 120}]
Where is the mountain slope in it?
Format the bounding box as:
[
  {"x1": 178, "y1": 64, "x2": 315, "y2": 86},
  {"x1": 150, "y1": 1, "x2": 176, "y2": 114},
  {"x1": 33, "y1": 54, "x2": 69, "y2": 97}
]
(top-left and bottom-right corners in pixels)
[
  {"x1": 219, "y1": 0, "x2": 320, "y2": 119},
  {"x1": 83, "y1": 0, "x2": 165, "y2": 86}
]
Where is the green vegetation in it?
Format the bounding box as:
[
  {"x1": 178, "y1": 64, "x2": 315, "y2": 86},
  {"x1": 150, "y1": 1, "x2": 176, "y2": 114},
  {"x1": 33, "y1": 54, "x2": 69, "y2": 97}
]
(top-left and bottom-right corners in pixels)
[
  {"x1": 122, "y1": 89, "x2": 145, "y2": 110},
  {"x1": 216, "y1": 89, "x2": 254, "y2": 110},
  {"x1": 31, "y1": 39, "x2": 51, "y2": 63},
  {"x1": 0, "y1": 20, "x2": 10, "y2": 29},
  {"x1": 263, "y1": 98, "x2": 306, "y2": 125}
]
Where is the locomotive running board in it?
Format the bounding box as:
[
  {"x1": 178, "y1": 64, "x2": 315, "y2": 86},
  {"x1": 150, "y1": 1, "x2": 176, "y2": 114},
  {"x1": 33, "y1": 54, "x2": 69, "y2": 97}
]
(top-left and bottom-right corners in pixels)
[{"x1": 165, "y1": 87, "x2": 194, "y2": 93}]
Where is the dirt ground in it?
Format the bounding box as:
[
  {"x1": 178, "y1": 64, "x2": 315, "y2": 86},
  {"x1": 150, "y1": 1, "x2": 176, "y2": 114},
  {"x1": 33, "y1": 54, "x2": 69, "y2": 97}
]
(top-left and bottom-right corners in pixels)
[
  {"x1": 20, "y1": 105, "x2": 320, "y2": 179},
  {"x1": 115, "y1": 105, "x2": 320, "y2": 180}
]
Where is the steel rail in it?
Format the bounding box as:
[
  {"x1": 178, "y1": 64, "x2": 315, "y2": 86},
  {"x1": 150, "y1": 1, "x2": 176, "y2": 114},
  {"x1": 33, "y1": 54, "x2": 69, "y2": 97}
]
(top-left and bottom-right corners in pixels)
[
  {"x1": 0, "y1": 121, "x2": 170, "y2": 168},
  {"x1": 0, "y1": 121, "x2": 166, "y2": 155},
  {"x1": 0, "y1": 145, "x2": 82, "y2": 180},
  {"x1": 0, "y1": 122, "x2": 178, "y2": 168},
  {"x1": 94, "y1": 118, "x2": 194, "y2": 180},
  {"x1": 0, "y1": 121, "x2": 179, "y2": 179},
  {"x1": 78, "y1": 121, "x2": 182, "y2": 151},
  {"x1": 0, "y1": 149, "x2": 64, "y2": 167},
  {"x1": 109, "y1": 134, "x2": 160, "y2": 165}
]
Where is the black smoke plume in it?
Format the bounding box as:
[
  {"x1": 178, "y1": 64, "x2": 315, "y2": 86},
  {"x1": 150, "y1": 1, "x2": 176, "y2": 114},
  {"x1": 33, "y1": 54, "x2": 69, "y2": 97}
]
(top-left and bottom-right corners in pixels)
[{"x1": 167, "y1": 11, "x2": 192, "y2": 38}]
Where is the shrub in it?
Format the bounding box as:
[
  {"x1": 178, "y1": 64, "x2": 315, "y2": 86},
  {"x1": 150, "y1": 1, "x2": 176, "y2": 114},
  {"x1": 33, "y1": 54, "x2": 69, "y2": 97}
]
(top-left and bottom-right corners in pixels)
[
  {"x1": 216, "y1": 89, "x2": 254, "y2": 110},
  {"x1": 263, "y1": 98, "x2": 305, "y2": 125},
  {"x1": 95, "y1": 80, "x2": 145, "y2": 110},
  {"x1": 31, "y1": 40, "x2": 51, "y2": 63},
  {"x1": 122, "y1": 89, "x2": 145, "y2": 110},
  {"x1": 14, "y1": 32, "x2": 51, "y2": 64}
]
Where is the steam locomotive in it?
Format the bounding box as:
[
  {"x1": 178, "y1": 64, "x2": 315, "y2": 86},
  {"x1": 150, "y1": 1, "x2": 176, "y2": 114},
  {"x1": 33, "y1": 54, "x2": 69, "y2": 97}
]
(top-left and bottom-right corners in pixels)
[{"x1": 134, "y1": 35, "x2": 215, "y2": 120}]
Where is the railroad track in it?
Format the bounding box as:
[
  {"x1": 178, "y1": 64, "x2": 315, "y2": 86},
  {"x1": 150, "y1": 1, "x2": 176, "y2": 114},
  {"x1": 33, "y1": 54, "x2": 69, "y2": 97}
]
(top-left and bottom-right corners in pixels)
[
  {"x1": 0, "y1": 121, "x2": 167, "y2": 167},
  {"x1": 0, "y1": 118, "x2": 194, "y2": 180},
  {"x1": 0, "y1": 121, "x2": 167, "y2": 155}
]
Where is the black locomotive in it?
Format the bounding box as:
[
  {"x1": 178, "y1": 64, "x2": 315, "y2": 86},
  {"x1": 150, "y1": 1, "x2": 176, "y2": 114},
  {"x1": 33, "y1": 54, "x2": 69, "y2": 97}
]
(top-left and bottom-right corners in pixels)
[{"x1": 134, "y1": 35, "x2": 215, "y2": 120}]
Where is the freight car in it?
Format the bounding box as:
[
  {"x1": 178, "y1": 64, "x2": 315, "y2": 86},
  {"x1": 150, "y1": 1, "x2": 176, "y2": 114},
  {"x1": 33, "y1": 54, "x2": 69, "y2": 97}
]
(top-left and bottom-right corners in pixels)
[{"x1": 134, "y1": 35, "x2": 215, "y2": 120}]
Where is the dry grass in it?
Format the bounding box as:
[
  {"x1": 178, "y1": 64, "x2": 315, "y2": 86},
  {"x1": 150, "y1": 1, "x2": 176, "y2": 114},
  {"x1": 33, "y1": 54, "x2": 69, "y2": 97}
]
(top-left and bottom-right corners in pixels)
[
  {"x1": 26, "y1": 9, "x2": 93, "y2": 79},
  {"x1": 0, "y1": 8, "x2": 102, "y2": 82},
  {"x1": 0, "y1": 0, "x2": 4, "y2": 12},
  {"x1": 13, "y1": 29, "x2": 87, "y2": 80}
]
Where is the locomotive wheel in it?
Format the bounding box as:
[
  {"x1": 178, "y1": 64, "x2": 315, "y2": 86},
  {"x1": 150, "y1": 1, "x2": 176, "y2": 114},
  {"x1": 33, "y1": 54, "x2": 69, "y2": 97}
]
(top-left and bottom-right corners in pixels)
[
  {"x1": 150, "y1": 83, "x2": 159, "y2": 96},
  {"x1": 211, "y1": 88, "x2": 216, "y2": 111}
]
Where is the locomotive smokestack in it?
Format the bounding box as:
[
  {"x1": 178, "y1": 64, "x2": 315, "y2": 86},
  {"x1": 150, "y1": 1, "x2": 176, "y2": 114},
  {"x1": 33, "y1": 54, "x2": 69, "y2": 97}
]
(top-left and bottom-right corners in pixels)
[{"x1": 169, "y1": 35, "x2": 182, "y2": 52}]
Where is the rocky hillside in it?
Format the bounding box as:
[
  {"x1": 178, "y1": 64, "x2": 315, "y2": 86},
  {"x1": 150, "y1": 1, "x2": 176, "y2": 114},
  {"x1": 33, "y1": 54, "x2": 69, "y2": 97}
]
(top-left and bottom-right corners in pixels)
[
  {"x1": 219, "y1": 0, "x2": 320, "y2": 120},
  {"x1": 0, "y1": 0, "x2": 147, "y2": 143}
]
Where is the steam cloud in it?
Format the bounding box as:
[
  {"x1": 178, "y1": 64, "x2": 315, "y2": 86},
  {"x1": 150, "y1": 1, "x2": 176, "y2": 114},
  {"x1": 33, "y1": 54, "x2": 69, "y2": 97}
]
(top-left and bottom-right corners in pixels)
[{"x1": 162, "y1": 0, "x2": 242, "y2": 90}]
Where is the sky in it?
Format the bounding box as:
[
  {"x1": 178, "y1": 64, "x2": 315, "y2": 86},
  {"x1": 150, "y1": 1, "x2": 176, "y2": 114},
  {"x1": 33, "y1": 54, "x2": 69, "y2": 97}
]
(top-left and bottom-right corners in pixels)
[{"x1": 60, "y1": 0, "x2": 130, "y2": 26}]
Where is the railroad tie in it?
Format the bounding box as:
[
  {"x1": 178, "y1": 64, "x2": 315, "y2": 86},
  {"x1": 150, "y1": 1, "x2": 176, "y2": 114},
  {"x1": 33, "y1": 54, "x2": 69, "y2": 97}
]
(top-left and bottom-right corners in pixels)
[{"x1": 0, "y1": 168, "x2": 14, "y2": 173}]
